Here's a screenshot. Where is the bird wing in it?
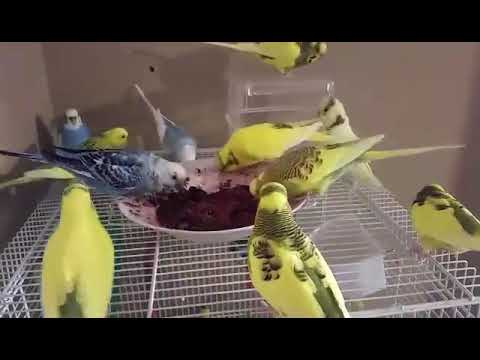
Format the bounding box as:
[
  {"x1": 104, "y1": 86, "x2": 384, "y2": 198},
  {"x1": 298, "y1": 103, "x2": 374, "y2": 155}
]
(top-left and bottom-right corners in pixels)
[
  {"x1": 44, "y1": 148, "x2": 144, "y2": 191},
  {"x1": 202, "y1": 42, "x2": 276, "y2": 59},
  {"x1": 77, "y1": 152, "x2": 145, "y2": 191},
  {"x1": 449, "y1": 198, "x2": 480, "y2": 237},
  {"x1": 264, "y1": 135, "x2": 384, "y2": 185},
  {"x1": 80, "y1": 136, "x2": 100, "y2": 150}
]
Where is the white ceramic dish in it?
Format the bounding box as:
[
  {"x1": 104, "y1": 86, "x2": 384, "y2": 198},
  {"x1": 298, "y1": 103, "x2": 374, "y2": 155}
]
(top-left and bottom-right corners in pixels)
[{"x1": 117, "y1": 158, "x2": 307, "y2": 244}]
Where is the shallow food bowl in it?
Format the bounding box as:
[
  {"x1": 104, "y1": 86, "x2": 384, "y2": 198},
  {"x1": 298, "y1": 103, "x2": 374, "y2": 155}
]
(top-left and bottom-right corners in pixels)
[{"x1": 117, "y1": 158, "x2": 307, "y2": 244}]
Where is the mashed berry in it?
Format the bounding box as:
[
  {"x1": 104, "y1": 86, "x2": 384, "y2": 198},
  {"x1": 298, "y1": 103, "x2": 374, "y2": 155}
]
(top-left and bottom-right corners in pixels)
[{"x1": 150, "y1": 185, "x2": 258, "y2": 231}]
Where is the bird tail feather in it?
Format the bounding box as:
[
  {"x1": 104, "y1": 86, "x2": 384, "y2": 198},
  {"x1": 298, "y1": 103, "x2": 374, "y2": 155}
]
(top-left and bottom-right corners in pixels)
[
  {"x1": 0, "y1": 149, "x2": 45, "y2": 163},
  {"x1": 361, "y1": 144, "x2": 465, "y2": 162},
  {"x1": 202, "y1": 42, "x2": 273, "y2": 58},
  {"x1": 134, "y1": 83, "x2": 168, "y2": 143}
]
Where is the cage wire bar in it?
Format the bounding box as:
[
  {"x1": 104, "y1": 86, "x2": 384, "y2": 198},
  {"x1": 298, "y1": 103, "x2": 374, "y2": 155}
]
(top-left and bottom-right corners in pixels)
[{"x1": 1, "y1": 148, "x2": 480, "y2": 318}]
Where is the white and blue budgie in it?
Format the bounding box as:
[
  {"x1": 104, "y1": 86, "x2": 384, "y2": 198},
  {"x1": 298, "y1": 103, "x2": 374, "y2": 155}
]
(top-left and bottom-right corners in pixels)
[
  {"x1": 0, "y1": 119, "x2": 187, "y2": 196},
  {"x1": 60, "y1": 109, "x2": 91, "y2": 149},
  {"x1": 0, "y1": 147, "x2": 187, "y2": 196},
  {"x1": 134, "y1": 84, "x2": 197, "y2": 162}
]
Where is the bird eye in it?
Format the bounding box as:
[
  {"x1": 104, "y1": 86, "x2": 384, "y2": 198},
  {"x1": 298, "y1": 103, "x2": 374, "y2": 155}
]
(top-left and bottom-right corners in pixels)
[
  {"x1": 172, "y1": 174, "x2": 177, "y2": 180},
  {"x1": 121, "y1": 135, "x2": 126, "y2": 139}
]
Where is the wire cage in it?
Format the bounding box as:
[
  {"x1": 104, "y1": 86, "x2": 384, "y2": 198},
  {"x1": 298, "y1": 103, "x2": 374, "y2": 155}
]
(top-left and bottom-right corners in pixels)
[{"x1": 1, "y1": 148, "x2": 479, "y2": 318}]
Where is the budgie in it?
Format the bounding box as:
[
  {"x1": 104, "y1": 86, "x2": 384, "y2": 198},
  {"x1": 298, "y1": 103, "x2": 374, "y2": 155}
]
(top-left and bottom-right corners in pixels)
[
  {"x1": 81, "y1": 127, "x2": 128, "y2": 150},
  {"x1": 309, "y1": 97, "x2": 466, "y2": 189},
  {"x1": 249, "y1": 134, "x2": 386, "y2": 198},
  {"x1": 247, "y1": 182, "x2": 350, "y2": 318},
  {"x1": 41, "y1": 181, "x2": 114, "y2": 318},
  {"x1": 217, "y1": 118, "x2": 325, "y2": 172},
  {"x1": 134, "y1": 83, "x2": 197, "y2": 162},
  {"x1": 0, "y1": 127, "x2": 129, "y2": 191},
  {"x1": 0, "y1": 147, "x2": 187, "y2": 196},
  {"x1": 60, "y1": 108, "x2": 91, "y2": 149},
  {"x1": 411, "y1": 184, "x2": 480, "y2": 254},
  {"x1": 203, "y1": 42, "x2": 328, "y2": 75}
]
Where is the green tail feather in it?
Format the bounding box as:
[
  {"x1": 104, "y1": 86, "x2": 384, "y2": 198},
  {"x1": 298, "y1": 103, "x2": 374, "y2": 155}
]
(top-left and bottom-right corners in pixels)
[
  {"x1": 304, "y1": 267, "x2": 346, "y2": 318},
  {"x1": 361, "y1": 145, "x2": 465, "y2": 162},
  {"x1": 59, "y1": 290, "x2": 83, "y2": 318},
  {"x1": 0, "y1": 167, "x2": 74, "y2": 191},
  {"x1": 0, "y1": 176, "x2": 44, "y2": 190}
]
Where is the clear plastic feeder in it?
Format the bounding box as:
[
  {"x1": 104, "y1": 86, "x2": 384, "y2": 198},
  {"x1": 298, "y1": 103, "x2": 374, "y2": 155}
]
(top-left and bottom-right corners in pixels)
[
  {"x1": 310, "y1": 216, "x2": 388, "y2": 300},
  {"x1": 225, "y1": 76, "x2": 335, "y2": 132}
]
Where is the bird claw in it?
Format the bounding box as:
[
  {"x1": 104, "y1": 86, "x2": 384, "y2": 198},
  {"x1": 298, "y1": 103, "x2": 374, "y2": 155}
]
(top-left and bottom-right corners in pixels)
[{"x1": 410, "y1": 243, "x2": 428, "y2": 263}]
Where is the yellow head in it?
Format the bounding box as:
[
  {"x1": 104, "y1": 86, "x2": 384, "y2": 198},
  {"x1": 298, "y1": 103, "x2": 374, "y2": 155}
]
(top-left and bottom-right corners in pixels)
[
  {"x1": 217, "y1": 145, "x2": 239, "y2": 172},
  {"x1": 258, "y1": 182, "x2": 289, "y2": 213},
  {"x1": 249, "y1": 174, "x2": 266, "y2": 198},
  {"x1": 428, "y1": 184, "x2": 446, "y2": 193},
  {"x1": 101, "y1": 127, "x2": 129, "y2": 149},
  {"x1": 61, "y1": 182, "x2": 93, "y2": 211},
  {"x1": 317, "y1": 97, "x2": 349, "y2": 129},
  {"x1": 412, "y1": 184, "x2": 449, "y2": 207},
  {"x1": 300, "y1": 42, "x2": 328, "y2": 65}
]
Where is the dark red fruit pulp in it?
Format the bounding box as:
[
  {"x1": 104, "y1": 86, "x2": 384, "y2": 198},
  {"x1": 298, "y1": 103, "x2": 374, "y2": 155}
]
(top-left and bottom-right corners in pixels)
[{"x1": 150, "y1": 185, "x2": 258, "y2": 231}]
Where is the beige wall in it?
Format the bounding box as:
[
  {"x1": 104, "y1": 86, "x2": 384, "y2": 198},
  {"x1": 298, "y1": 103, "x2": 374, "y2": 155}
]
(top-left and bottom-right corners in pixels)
[
  {"x1": 0, "y1": 43, "x2": 53, "y2": 172},
  {"x1": 0, "y1": 43, "x2": 54, "y2": 249},
  {"x1": 41, "y1": 42, "x2": 479, "y2": 209}
]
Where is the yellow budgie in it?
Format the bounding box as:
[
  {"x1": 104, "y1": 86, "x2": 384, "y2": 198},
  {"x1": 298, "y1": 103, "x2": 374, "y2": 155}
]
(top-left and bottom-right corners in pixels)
[
  {"x1": 80, "y1": 127, "x2": 128, "y2": 150},
  {"x1": 41, "y1": 181, "x2": 114, "y2": 318},
  {"x1": 0, "y1": 127, "x2": 129, "y2": 190},
  {"x1": 203, "y1": 42, "x2": 327, "y2": 74},
  {"x1": 309, "y1": 97, "x2": 465, "y2": 189},
  {"x1": 217, "y1": 118, "x2": 324, "y2": 172},
  {"x1": 249, "y1": 134, "x2": 385, "y2": 198},
  {"x1": 410, "y1": 184, "x2": 480, "y2": 254},
  {"x1": 248, "y1": 182, "x2": 349, "y2": 318}
]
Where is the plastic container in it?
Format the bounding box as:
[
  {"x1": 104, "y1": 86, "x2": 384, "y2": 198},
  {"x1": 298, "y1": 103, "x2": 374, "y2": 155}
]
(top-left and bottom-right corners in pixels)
[
  {"x1": 310, "y1": 216, "x2": 388, "y2": 299},
  {"x1": 225, "y1": 75, "x2": 334, "y2": 132},
  {"x1": 117, "y1": 157, "x2": 307, "y2": 244}
]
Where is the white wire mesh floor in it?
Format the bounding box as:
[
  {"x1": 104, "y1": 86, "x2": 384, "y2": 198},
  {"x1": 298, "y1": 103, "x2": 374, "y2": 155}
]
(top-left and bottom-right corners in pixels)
[{"x1": 1, "y1": 149, "x2": 480, "y2": 318}]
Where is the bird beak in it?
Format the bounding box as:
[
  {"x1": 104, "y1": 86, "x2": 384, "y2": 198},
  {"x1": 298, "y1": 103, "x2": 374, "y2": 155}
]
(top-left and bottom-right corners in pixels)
[
  {"x1": 175, "y1": 181, "x2": 187, "y2": 192},
  {"x1": 216, "y1": 153, "x2": 226, "y2": 171}
]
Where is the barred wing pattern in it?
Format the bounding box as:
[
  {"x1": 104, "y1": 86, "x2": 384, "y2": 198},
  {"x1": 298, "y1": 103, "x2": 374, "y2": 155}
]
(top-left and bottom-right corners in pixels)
[{"x1": 47, "y1": 148, "x2": 146, "y2": 193}]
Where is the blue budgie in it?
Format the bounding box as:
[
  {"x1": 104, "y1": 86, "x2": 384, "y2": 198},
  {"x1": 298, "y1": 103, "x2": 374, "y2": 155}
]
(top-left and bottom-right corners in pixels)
[
  {"x1": 60, "y1": 108, "x2": 91, "y2": 149},
  {"x1": 0, "y1": 147, "x2": 188, "y2": 196},
  {"x1": 0, "y1": 119, "x2": 188, "y2": 196},
  {"x1": 134, "y1": 84, "x2": 197, "y2": 162}
]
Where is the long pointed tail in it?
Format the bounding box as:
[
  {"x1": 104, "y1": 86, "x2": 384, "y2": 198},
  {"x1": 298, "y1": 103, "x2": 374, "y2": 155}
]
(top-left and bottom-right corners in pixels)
[
  {"x1": 134, "y1": 83, "x2": 167, "y2": 143},
  {"x1": 0, "y1": 117, "x2": 56, "y2": 169},
  {"x1": 0, "y1": 176, "x2": 44, "y2": 190},
  {"x1": 0, "y1": 149, "x2": 45, "y2": 163},
  {"x1": 24, "y1": 167, "x2": 74, "y2": 180},
  {"x1": 0, "y1": 167, "x2": 74, "y2": 191},
  {"x1": 361, "y1": 144, "x2": 465, "y2": 162}
]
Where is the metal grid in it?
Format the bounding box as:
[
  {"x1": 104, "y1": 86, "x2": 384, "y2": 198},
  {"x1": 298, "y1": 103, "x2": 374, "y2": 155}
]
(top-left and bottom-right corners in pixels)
[{"x1": 1, "y1": 149, "x2": 480, "y2": 318}]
